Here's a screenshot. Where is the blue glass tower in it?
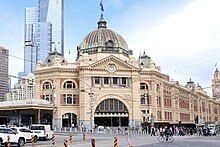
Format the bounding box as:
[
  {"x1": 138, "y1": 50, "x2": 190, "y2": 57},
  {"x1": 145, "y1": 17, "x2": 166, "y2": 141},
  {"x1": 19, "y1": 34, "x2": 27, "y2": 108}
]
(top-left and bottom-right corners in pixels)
[
  {"x1": 37, "y1": 0, "x2": 64, "y2": 58},
  {"x1": 23, "y1": 0, "x2": 64, "y2": 75},
  {"x1": 24, "y1": 7, "x2": 38, "y2": 74}
]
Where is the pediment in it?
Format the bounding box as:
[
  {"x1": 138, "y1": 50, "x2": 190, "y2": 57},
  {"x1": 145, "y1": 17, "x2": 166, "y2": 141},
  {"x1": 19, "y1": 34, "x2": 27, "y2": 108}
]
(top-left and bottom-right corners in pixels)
[{"x1": 84, "y1": 55, "x2": 139, "y2": 71}]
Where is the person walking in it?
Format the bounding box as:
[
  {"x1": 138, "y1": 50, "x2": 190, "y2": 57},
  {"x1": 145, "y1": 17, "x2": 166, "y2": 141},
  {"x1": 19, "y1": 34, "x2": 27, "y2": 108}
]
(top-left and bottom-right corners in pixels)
[{"x1": 151, "y1": 126, "x2": 156, "y2": 136}]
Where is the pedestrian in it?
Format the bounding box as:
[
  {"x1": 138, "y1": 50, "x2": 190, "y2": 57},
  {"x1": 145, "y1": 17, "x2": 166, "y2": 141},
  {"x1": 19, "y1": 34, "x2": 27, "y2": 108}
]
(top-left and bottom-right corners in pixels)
[
  {"x1": 151, "y1": 126, "x2": 155, "y2": 136},
  {"x1": 175, "y1": 127, "x2": 179, "y2": 136},
  {"x1": 198, "y1": 127, "x2": 202, "y2": 136}
]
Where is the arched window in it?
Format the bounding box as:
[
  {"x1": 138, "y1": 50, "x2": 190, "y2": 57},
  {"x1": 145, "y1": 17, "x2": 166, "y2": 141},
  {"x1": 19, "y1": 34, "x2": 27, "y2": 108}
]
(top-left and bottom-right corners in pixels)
[
  {"x1": 67, "y1": 94, "x2": 72, "y2": 104},
  {"x1": 63, "y1": 94, "x2": 76, "y2": 104},
  {"x1": 141, "y1": 97, "x2": 145, "y2": 104},
  {"x1": 95, "y1": 99, "x2": 128, "y2": 112},
  {"x1": 106, "y1": 40, "x2": 114, "y2": 48},
  {"x1": 43, "y1": 82, "x2": 52, "y2": 90},
  {"x1": 140, "y1": 82, "x2": 148, "y2": 90},
  {"x1": 63, "y1": 81, "x2": 76, "y2": 89}
]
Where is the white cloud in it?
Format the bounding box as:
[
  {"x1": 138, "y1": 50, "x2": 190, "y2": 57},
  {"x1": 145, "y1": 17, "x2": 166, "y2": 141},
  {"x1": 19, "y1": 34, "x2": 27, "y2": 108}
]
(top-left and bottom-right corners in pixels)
[{"x1": 114, "y1": 0, "x2": 220, "y2": 94}]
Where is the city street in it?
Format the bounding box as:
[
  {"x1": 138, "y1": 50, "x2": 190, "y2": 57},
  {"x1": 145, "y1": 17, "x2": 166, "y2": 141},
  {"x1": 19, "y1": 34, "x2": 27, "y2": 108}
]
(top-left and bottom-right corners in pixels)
[{"x1": 23, "y1": 132, "x2": 220, "y2": 147}]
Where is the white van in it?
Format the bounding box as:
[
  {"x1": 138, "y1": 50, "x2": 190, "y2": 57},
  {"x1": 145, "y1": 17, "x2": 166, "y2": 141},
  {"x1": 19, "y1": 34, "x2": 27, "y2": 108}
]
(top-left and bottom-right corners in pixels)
[{"x1": 30, "y1": 124, "x2": 53, "y2": 140}]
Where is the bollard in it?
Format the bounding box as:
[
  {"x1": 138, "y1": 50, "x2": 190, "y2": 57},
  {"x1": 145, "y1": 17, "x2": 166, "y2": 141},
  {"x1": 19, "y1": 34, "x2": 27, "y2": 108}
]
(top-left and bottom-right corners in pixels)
[
  {"x1": 7, "y1": 135, "x2": 10, "y2": 147},
  {"x1": 31, "y1": 135, "x2": 34, "y2": 146},
  {"x1": 114, "y1": 136, "x2": 118, "y2": 147},
  {"x1": 91, "y1": 138, "x2": 95, "y2": 147},
  {"x1": 83, "y1": 133, "x2": 86, "y2": 142},
  {"x1": 63, "y1": 139, "x2": 68, "y2": 147},
  {"x1": 69, "y1": 133, "x2": 72, "y2": 144},
  {"x1": 52, "y1": 133, "x2": 55, "y2": 145}
]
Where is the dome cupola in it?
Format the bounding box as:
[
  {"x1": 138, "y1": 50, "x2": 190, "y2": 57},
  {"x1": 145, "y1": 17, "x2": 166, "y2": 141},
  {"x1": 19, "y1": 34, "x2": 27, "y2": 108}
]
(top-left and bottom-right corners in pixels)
[
  {"x1": 77, "y1": 9, "x2": 130, "y2": 59},
  {"x1": 44, "y1": 48, "x2": 67, "y2": 64}
]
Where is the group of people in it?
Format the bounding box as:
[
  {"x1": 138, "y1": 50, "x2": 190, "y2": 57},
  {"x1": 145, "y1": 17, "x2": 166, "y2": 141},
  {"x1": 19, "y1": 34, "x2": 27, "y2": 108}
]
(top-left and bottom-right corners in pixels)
[{"x1": 150, "y1": 126, "x2": 197, "y2": 137}]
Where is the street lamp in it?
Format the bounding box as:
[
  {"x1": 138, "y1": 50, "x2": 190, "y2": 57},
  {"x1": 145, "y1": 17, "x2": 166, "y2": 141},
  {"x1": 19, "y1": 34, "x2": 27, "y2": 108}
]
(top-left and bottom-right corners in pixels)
[
  {"x1": 52, "y1": 86, "x2": 56, "y2": 130},
  {"x1": 80, "y1": 80, "x2": 93, "y2": 133},
  {"x1": 143, "y1": 89, "x2": 149, "y2": 133}
]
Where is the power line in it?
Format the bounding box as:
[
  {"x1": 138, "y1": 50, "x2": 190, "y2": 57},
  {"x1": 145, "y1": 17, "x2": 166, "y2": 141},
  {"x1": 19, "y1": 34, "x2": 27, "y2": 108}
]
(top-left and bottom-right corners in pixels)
[
  {"x1": 172, "y1": 57, "x2": 220, "y2": 73},
  {"x1": 0, "y1": 51, "x2": 36, "y2": 63}
]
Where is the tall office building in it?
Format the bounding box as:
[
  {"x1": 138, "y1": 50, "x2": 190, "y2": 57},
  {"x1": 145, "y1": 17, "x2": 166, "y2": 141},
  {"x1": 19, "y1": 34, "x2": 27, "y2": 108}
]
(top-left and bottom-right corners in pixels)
[
  {"x1": 37, "y1": 0, "x2": 64, "y2": 55},
  {"x1": 6, "y1": 73, "x2": 35, "y2": 101},
  {"x1": 23, "y1": 0, "x2": 64, "y2": 75},
  {"x1": 0, "y1": 46, "x2": 9, "y2": 101},
  {"x1": 24, "y1": 7, "x2": 38, "y2": 74}
]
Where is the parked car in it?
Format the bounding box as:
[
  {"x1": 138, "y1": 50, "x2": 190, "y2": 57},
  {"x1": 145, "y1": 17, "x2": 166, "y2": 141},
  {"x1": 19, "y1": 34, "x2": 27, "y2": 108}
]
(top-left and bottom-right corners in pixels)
[
  {"x1": 10, "y1": 127, "x2": 38, "y2": 143},
  {"x1": 0, "y1": 125, "x2": 6, "y2": 128},
  {"x1": 0, "y1": 127, "x2": 26, "y2": 147},
  {"x1": 30, "y1": 124, "x2": 53, "y2": 140}
]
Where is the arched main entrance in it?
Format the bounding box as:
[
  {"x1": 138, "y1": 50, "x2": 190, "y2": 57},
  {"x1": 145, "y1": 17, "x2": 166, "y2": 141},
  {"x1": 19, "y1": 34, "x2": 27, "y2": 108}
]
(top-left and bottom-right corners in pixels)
[
  {"x1": 94, "y1": 98, "x2": 129, "y2": 127},
  {"x1": 62, "y1": 113, "x2": 77, "y2": 128}
]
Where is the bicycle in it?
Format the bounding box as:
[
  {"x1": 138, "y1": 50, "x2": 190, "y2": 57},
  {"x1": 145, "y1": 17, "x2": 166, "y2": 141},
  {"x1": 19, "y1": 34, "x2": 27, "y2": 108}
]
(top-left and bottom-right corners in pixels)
[{"x1": 158, "y1": 133, "x2": 174, "y2": 143}]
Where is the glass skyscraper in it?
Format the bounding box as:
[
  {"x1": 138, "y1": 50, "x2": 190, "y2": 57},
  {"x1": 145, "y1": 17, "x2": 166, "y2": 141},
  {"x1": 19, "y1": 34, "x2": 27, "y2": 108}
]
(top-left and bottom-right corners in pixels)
[
  {"x1": 24, "y1": 7, "x2": 38, "y2": 74},
  {"x1": 23, "y1": 0, "x2": 64, "y2": 75}
]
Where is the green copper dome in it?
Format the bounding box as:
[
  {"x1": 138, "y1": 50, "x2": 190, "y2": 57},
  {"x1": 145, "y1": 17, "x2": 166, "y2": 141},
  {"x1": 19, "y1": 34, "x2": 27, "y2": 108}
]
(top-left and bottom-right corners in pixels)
[{"x1": 77, "y1": 14, "x2": 129, "y2": 56}]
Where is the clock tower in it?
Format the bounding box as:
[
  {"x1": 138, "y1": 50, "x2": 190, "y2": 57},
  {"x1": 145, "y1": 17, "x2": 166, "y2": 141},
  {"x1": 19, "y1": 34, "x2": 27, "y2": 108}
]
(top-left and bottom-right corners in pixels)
[{"x1": 212, "y1": 68, "x2": 220, "y2": 99}]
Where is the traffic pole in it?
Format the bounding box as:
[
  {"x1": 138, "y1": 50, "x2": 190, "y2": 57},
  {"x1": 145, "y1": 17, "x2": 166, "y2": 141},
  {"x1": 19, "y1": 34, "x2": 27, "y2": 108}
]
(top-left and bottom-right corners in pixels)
[
  {"x1": 63, "y1": 139, "x2": 68, "y2": 147},
  {"x1": 69, "y1": 133, "x2": 72, "y2": 144},
  {"x1": 83, "y1": 133, "x2": 86, "y2": 142},
  {"x1": 114, "y1": 136, "x2": 118, "y2": 147},
  {"x1": 91, "y1": 138, "x2": 95, "y2": 147},
  {"x1": 52, "y1": 133, "x2": 55, "y2": 145},
  {"x1": 31, "y1": 135, "x2": 34, "y2": 146},
  {"x1": 7, "y1": 135, "x2": 10, "y2": 147}
]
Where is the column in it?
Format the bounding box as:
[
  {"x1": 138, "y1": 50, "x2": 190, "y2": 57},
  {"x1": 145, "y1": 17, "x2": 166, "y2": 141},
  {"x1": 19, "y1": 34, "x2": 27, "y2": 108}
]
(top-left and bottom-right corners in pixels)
[{"x1": 38, "y1": 109, "x2": 41, "y2": 124}]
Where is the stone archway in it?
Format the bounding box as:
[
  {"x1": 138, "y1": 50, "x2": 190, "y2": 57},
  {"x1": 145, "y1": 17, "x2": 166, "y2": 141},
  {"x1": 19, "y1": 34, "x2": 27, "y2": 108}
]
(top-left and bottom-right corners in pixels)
[
  {"x1": 62, "y1": 113, "x2": 77, "y2": 128},
  {"x1": 94, "y1": 98, "x2": 129, "y2": 127}
]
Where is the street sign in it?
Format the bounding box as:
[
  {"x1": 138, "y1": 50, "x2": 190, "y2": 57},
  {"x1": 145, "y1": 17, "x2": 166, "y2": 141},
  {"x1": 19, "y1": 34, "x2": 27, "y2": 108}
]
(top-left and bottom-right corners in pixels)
[{"x1": 86, "y1": 112, "x2": 91, "y2": 114}]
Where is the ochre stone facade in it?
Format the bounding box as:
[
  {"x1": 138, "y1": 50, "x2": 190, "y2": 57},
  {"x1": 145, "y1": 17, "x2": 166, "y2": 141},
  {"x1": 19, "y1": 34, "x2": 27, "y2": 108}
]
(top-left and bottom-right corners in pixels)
[{"x1": 34, "y1": 14, "x2": 220, "y2": 130}]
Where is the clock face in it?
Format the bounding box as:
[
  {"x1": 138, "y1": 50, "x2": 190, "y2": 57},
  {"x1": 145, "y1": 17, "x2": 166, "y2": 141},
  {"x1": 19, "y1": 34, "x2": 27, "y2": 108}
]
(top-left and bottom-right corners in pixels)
[
  {"x1": 107, "y1": 64, "x2": 116, "y2": 72},
  {"x1": 214, "y1": 87, "x2": 220, "y2": 96}
]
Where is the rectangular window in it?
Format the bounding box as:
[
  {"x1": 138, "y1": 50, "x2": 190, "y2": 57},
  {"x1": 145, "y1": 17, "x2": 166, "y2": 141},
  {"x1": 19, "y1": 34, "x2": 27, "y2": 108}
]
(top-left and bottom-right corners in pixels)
[
  {"x1": 73, "y1": 95, "x2": 76, "y2": 104},
  {"x1": 95, "y1": 77, "x2": 100, "y2": 84},
  {"x1": 63, "y1": 95, "x2": 67, "y2": 104},
  {"x1": 104, "y1": 77, "x2": 109, "y2": 84},
  {"x1": 113, "y1": 77, "x2": 118, "y2": 85},
  {"x1": 122, "y1": 77, "x2": 126, "y2": 85}
]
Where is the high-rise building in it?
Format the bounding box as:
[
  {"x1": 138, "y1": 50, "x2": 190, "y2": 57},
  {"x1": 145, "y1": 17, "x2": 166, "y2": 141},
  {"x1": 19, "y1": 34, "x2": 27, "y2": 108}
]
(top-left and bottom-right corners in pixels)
[
  {"x1": 24, "y1": 7, "x2": 38, "y2": 74},
  {"x1": 23, "y1": 0, "x2": 64, "y2": 75},
  {"x1": 0, "y1": 46, "x2": 9, "y2": 101},
  {"x1": 6, "y1": 73, "x2": 35, "y2": 101},
  {"x1": 37, "y1": 0, "x2": 64, "y2": 55}
]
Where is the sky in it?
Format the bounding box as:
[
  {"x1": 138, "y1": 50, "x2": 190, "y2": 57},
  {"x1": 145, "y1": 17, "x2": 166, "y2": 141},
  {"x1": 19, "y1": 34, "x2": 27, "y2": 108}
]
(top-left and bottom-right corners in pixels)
[{"x1": 0, "y1": 0, "x2": 220, "y2": 96}]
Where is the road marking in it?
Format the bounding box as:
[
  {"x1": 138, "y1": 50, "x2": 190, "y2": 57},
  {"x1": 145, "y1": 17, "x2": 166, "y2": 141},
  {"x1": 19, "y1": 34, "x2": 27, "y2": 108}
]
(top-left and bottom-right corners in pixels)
[{"x1": 25, "y1": 141, "x2": 86, "y2": 147}]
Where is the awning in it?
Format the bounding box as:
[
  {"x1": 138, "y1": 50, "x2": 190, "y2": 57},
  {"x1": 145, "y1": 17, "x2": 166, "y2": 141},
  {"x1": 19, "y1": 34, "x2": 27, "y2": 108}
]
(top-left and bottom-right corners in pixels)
[{"x1": 94, "y1": 112, "x2": 129, "y2": 117}]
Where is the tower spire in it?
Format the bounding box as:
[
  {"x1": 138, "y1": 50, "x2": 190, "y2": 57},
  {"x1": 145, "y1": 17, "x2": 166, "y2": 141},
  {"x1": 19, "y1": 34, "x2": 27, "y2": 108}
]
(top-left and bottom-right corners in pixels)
[
  {"x1": 100, "y1": 0, "x2": 104, "y2": 13},
  {"x1": 97, "y1": 0, "x2": 107, "y2": 29}
]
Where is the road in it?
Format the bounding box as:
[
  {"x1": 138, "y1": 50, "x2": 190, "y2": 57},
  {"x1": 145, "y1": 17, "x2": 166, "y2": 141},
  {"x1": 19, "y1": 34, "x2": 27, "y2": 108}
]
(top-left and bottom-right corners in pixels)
[{"x1": 23, "y1": 133, "x2": 220, "y2": 147}]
